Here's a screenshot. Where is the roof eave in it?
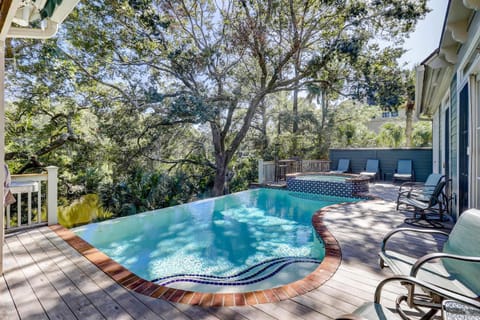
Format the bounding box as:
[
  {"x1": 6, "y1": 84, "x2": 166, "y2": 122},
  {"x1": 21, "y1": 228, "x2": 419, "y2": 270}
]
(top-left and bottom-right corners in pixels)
[{"x1": 0, "y1": 0, "x2": 80, "y2": 41}]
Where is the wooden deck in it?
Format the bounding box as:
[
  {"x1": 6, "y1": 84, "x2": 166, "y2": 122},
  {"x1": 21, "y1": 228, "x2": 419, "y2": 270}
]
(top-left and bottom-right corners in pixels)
[{"x1": 1, "y1": 183, "x2": 451, "y2": 319}]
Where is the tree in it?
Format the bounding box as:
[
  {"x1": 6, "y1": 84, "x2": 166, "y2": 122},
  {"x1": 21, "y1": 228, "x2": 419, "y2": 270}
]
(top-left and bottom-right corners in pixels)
[
  {"x1": 377, "y1": 122, "x2": 405, "y2": 148},
  {"x1": 412, "y1": 121, "x2": 432, "y2": 147},
  {"x1": 403, "y1": 69, "x2": 416, "y2": 147},
  {"x1": 8, "y1": 0, "x2": 430, "y2": 199}
]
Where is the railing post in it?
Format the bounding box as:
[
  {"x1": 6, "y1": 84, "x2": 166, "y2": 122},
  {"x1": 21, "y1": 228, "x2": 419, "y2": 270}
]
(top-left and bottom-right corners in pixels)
[
  {"x1": 46, "y1": 166, "x2": 58, "y2": 225},
  {"x1": 258, "y1": 159, "x2": 264, "y2": 184}
]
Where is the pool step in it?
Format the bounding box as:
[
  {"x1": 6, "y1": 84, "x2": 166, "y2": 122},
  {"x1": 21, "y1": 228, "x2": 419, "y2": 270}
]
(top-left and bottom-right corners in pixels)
[{"x1": 151, "y1": 256, "x2": 321, "y2": 287}]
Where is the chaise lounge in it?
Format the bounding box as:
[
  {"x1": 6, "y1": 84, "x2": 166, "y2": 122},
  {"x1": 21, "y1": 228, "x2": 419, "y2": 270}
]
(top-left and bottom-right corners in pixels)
[
  {"x1": 392, "y1": 160, "x2": 414, "y2": 183},
  {"x1": 359, "y1": 159, "x2": 380, "y2": 182},
  {"x1": 330, "y1": 159, "x2": 350, "y2": 174}
]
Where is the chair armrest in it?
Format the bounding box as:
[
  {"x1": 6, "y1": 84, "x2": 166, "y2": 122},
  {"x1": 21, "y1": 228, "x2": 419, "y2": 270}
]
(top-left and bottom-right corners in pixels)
[
  {"x1": 399, "y1": 181, "x2": 423, "y2": 190},
  {"x1": 374, "y1": 275, "x2": 480, "y2": 309},
  {"x1": 410, "y1": 253, "x2": 480, "y2": 277},
  {"x1": 381, "y1": 228, "x2": 449, "y2": 251}
]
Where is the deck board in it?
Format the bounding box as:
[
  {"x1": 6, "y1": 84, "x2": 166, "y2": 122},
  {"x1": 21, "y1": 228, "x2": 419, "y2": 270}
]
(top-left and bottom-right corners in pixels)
[
  {"x1": 38, "y1": 228, "x2": 160, "y2": 320},
  {"x1": 0, "y1": 266, "x2": 20, "y2": 320},
  {"x1": 27, "y1": 229, "x2": 116, "y2": 320},
  {"x1": 4, "y1": 237, "x2": 49, "y2": 319},
  {"x1": 24, "y1": 229, "x2": 106, "y2": 320},
  {"x1": 1, "y1": 183, "x2": 451, "y2": 319},
  {"x1": 12, "y1": 232, "x2": 78, "y2": 320}
]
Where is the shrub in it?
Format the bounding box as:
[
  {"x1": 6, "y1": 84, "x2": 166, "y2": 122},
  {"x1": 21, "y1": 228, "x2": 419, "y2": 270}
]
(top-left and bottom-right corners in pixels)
[{"x1": 58, "y1": 194, "x2": 112, "y2": 228}]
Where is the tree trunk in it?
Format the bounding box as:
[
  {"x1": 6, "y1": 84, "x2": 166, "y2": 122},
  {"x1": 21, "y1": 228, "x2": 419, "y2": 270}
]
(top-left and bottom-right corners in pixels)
[
  {"x1": 209, "y1": 95, "x2": 266, "y2": 196},
  {"x1": 292, "y1": 53, "x2": 300, "y2": 155},
  {"x1": 292, "y1": 87, "x2": 299, "y2": 134},
  {"x1": 259, "y1": 102, "x2": 269, "y2": 157},
  {"x1": 212, "y1": 154, "x2": 228, "y2": 196},
  {"x1": 405, "y1": 100, "x2": 414, "y2": 147},
  {"x1": 210, "y1": 119, "x2": 228, "y2": 197},
  {"x1": 316, "y1": 90, "x2": 331, "y2": 158}
]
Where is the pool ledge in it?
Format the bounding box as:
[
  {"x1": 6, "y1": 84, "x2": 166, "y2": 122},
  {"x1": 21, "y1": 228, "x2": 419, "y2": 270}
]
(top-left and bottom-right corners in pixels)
[{"x1": 50, "y1": 207, "x2": 343, "y2": 307}]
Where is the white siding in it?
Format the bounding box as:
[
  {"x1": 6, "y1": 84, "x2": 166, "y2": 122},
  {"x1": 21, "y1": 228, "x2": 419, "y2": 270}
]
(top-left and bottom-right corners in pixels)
[{"x1": 432, "y1": 110, "x2": 440, "y2": 173}]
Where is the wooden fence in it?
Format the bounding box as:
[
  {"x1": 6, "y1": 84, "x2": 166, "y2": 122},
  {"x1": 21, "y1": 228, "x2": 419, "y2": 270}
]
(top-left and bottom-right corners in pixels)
[{"x1": 258, "y1": 160, "x2": 331, "y2": 184}]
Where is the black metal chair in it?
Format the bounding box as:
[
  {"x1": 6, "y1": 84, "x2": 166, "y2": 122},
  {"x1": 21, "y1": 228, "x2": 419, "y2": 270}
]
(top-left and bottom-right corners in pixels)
[
  {"x1": 397, "y1": 179, "x2": 448, "y2": 228},
  {"x1": 336, "y1": 275, "x2": 480, "y2": 320},
  {"x1": 396, "y1": 173, "x2": 444, "y2": 210}
]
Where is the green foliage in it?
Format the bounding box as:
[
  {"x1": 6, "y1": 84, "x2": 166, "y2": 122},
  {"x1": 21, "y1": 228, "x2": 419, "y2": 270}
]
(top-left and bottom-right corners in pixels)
[
  {"x1": 99, "y1": 167, "x2": 204, "y2": 216},
  {"x1": 330, "y1": 101, "x2": 379, "y2": 148},
  {"x1": 377, "y1": 122, "x2": 405, "y2": 148},
  {"x1": 228, "y1": 157, "x2": 258, "y2": 193},
  {"x1": 58, "y1": 194, "x2": 113, "y2": 228},
  {"x1": 412, "y1": 121, "x2": 432, "y2": 147},
  {"x1": 5, "y1": 0, "x2": 430, "y2": 219}
]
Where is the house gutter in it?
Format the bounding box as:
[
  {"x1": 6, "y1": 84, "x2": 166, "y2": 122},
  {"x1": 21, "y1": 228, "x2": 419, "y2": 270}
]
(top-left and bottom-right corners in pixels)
[
  {"x1": 7, "y1": 19, "x2": 59, "y2": 39},
  {"x1": 415, "y1": 49, "x2": 442, "y2": 121}
]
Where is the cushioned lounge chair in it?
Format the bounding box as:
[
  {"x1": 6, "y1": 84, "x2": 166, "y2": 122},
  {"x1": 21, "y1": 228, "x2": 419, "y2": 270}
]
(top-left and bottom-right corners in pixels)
[
  {"x1": 378, "y1": 209, "x2": 480, "y2": 319},
  {"x1": 359, "y1": 159, "x2": 380, "y2": 182},
  {"x1": 392, "y1": 160, "x2": 414, "y2": 183},
  {"x1": 330, "y1": 159, "x2": 350, "y2": 174},
  {"x1": 396, "y1": 173, "x2": 444, "y2": 210},
  {"x1": 336, "y1": 275, "x2": 480, "y2": 320}
]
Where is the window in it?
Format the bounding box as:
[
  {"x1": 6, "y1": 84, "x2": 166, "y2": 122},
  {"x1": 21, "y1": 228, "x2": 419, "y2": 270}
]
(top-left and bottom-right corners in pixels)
[{"x1": 381, "y1": 109, "x2": 399, "y2": 118}]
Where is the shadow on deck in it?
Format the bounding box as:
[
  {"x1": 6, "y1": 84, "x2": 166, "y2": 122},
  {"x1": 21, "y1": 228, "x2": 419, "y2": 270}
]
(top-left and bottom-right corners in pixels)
[{"x1": 1, "y1": 183, "x2": 452, "y2": 320}]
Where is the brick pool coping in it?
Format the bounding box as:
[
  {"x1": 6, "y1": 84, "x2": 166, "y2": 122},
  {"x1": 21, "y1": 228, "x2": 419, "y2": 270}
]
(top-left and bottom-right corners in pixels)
[{"x1": 50, "y1": 203, "x2": 352, "y2": 307}]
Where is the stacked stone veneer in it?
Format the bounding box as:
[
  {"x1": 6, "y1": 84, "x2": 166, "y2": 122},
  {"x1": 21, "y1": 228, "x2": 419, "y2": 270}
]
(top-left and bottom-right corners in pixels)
[{"x1": 286, "y1": 174, "x2": 368, "y2": 198}]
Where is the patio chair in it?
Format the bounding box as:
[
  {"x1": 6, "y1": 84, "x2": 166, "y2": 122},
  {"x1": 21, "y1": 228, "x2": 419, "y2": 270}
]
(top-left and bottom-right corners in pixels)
[
  {"x1": 396, "y1": 173, "x2": 444, "y2": 210},
  {"x1": 398, "y1": 179, "x2": 448, "y2": 228},
  {"x1": 392, "y1": 160, "x2": 414, "y2": 183},
  {"x1": 330, "y1": 159, "x2": 350, "y2": 174},
  {"x1": 359, "y1": 159, "x2": 380, "y2": 182},
  {"x1": 378, "y1": 208, "x2": 480, "y2": 319},
  {"x1": 336, "y1": 275, "x2": 480, "y2": 320},
  {"x1": 398, "y1": 181, "x2": 449, "y2": 228}
]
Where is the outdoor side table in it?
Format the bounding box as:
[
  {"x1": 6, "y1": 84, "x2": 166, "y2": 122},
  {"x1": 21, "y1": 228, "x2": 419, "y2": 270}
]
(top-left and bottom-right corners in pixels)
[{"x1": 442, "y1": 300, "x2": 480, "y2": 320}]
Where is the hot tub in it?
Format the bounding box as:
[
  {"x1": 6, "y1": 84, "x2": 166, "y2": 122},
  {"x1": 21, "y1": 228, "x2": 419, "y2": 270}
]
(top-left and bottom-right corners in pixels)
[{"x1": 286, "y1": 173, "x2": 369, "y2": 198}]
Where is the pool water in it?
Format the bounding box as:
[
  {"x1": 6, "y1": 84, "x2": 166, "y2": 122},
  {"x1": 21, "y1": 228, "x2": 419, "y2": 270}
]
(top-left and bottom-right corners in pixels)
[
  {"x1": 294, "y1": 175, "x2": 347, "y2": 182},
  {"x1": 74, "y1": 189, "x2": 359, "y2": 293}
]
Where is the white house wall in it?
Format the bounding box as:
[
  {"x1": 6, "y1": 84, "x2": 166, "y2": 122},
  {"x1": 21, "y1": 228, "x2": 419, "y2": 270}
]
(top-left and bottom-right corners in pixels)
[
  {"x1": 432, "y1": 109, "x2": 440, "y2": 173},
  {"x1": 441, "y1": 96, "x2": 450, "y2": 176},
  {"x1": 471, "y1": 74, "x2": 480, "y2": 208}
]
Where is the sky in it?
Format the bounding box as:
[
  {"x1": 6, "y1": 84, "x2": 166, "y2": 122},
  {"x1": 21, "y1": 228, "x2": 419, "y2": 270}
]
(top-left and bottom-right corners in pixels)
[{"x1": 398, "y1": 0, "x2": 449, "y2": 67}]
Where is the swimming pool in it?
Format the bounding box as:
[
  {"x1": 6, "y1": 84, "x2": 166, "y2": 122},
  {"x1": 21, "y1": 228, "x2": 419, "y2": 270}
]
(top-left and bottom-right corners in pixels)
[{"x1": 73, "y1": 188, "x2": 359, "y2": 293}]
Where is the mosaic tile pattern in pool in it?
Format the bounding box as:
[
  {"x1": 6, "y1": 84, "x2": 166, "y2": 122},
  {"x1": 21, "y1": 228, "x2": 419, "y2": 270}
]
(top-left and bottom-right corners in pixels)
[
  {"x1": 152, "y1": 257, "x2": 321, "y2": 287},
  {"x1": 287, "y1": 173, "x2": 369, "y2": 198}
]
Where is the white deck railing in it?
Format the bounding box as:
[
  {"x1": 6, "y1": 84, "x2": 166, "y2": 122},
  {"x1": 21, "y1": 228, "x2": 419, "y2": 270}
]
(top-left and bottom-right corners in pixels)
[
  {"x1": 5, "y1": 166, "x2": 58, "y2": 231},
  {"x1": 258, "y1": 159, "x2": 330, "y2": 184}
]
